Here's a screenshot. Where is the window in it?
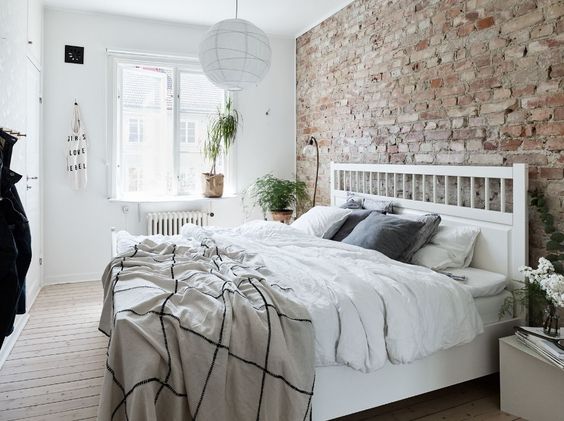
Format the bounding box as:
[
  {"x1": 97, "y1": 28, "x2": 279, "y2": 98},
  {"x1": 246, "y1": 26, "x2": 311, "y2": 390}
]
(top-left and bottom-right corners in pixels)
[
  {"x1": 180, "y1": 120, "x2": 196, "y2": 144},
  {"x1": 127, "y1": 167, "x2": 143, "y2": 192},
  {"x1": 128, "y1": 118, "x2": 144, "y2": 143},
  {"x1": 110, "y1": 54, "x2": 226, "y2": 200}
]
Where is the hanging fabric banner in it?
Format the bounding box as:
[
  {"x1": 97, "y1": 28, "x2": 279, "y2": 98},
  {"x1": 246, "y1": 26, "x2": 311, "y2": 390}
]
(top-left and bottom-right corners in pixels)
[{"x1": 66, "y1": 103, "x2": 88, "y2": 190}]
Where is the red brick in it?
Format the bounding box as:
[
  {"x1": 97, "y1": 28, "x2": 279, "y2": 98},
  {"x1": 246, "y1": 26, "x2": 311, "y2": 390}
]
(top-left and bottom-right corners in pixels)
[
  {"x1": 466, "y1": 12, "x2": 479, "y2": 21},
  {"x1": 501, "y1": 125, "x2": 524, "y2": 137},
  {"x1": 522, "y1": 139, "x2": 543, "y2": 150},
  {"x1": 546, "y1": 138, "x2": 564, "y2": 151},
  {"x1": 530, "y1": 108, "x2": 553, "y2": 121},
  {"x1": 512, "y1": 85, "x2": 536, "y2": 97},
  {"x1": 536, "y1": 123, "x2": 564, "y2": 136},
  {"x1": 430, "y1": 78, "x2": 443, "y2": 88},
  {"x1": 415, "y1": 39, "x2": 429, "y2": 51},
  {"x1": 523, "y1": 94, "x2": 564, "y2": 109},
  {"x1": 483, "y1": 141, "x2": 498, "y2": 150},
  {"x1": 555, "y1": 108, "x2": 564, "y2": 121},
  {"x1": 476, "y1": 17, "x2": 495, "y2": 30},
  {"x1": 457, "y1": 22, "x2": 474, "y2": 37},
  {"x1": 500, "y1": 139, "x2": 522, "y2": 151},
  {"x1": 540, "y1": 167, "x2": 564, "y2": 180}
]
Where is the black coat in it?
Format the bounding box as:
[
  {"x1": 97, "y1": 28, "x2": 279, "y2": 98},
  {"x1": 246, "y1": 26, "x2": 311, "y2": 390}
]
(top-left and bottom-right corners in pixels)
[{"x1": 0, "y1": 129, "x2": 31, "y2": 348}]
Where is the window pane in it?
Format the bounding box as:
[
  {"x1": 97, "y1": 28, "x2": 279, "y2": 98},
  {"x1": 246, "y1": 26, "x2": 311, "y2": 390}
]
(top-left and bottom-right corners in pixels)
[
  {"x1": 178, "y1": 72, "x2": 224, "y2": 196},
  {"x1": 119, "y1": 64, "x2": 174, "y2": 198}
]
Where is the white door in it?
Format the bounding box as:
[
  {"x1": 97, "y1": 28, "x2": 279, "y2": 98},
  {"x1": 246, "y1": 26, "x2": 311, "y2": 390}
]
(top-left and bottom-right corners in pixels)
[{"x1": 25, "y1": 58, "x2": 42, "y2": 303}]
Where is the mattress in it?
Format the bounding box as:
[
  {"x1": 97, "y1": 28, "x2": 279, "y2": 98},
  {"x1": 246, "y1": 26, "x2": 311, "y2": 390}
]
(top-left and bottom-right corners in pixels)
[
  {"x1": 443, "y1": 267, "x2": 508, "y2": 298},
  {"x1": 475, "y1": 289, "x2": 513, "y2": 325}
]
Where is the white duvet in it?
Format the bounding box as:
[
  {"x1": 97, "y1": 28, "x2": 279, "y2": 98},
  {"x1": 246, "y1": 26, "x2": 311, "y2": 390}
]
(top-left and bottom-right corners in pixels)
[{"x1": 117, "y1": 221, "x2": 483, "y2": 373}]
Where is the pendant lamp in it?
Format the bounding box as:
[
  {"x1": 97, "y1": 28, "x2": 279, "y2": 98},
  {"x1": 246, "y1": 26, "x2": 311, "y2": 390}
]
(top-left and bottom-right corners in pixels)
[{"x1": 199, "y1": 0, "x2": 272, "y2": 91}]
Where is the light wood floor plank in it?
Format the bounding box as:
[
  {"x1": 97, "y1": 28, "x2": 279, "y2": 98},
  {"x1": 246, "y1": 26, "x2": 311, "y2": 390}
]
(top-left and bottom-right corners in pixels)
[
  {"x1": 14, "y1": 332, "x2": 106, "y2": 347},
  {"x1": 23, "y1": 406, "x2": 99, "y2": 421},
  {"x1": 0, "y1": 368, "x2": 105, "y2": 393},
  {"x1": 2, "y1": 395, "x2": 100, "y2": 420},
  {"x1": 1, "y1": 377, "x2": 103, "y2": 406},
  {"x1": 10, "y1": 335, "x2": 106, "y2": 353}
]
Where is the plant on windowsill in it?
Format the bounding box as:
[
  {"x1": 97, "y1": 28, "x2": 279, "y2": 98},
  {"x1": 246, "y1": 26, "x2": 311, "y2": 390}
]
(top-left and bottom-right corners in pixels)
[
  {"x1": 202, "y1": 97, "x2": 240, "y2": 198},
  {"x1": 500, "y1": 191, "x2": 564, "y2": 331},
  {"x1": 245, "y1": 175, "x2": 309, "y2": 224}
]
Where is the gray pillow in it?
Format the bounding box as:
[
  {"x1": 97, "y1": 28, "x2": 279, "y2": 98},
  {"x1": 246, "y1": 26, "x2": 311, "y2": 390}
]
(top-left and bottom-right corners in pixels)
[
  {"x1": 342, "y1": 213, "x2": 424, "y2": 260},
  {"x1": 331, "y1": 210, "x2": 375, "y2": 242},
  {"x1": 399, "y1": 214, "x2": 442, "y2": 263}
]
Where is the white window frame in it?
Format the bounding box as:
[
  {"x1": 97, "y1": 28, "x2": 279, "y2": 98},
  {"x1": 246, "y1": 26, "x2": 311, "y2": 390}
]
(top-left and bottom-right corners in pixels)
[
  {"x1": 180, "y1": 120, "x2": 196, "y2": 144},
  {"x1": 105, "y1": 50, "x2": 237, "y2": 201},
  {"x1": 128, "y1": 118, "x2": 144, "y2": 143}
]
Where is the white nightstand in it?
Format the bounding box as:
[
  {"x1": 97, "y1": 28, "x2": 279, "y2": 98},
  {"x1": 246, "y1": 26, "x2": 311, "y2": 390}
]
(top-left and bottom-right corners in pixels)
[{"x1": 500, "y1": 336, "x2": 564, "y2": 421}]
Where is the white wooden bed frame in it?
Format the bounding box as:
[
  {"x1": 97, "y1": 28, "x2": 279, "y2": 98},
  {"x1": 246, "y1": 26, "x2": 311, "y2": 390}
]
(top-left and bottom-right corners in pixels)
[{"x1": 312, "y1": 162, "x2": 528, "y2": 420}]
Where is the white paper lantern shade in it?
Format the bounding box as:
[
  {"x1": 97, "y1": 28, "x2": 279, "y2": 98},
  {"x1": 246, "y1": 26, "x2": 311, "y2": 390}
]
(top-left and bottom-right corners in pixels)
[{"x1": 199, "y1": 18, "x2": 272, "y2": 91}]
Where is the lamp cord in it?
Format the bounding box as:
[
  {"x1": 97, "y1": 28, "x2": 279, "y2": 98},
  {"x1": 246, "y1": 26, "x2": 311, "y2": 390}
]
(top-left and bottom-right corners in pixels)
[{"x1": 310, "y1": 137, "x2": 319, "y2": 207}]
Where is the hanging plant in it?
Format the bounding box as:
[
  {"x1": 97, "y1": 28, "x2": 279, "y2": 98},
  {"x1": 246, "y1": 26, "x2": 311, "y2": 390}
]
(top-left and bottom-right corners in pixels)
[{"x1": 530, "y1": 191, "x2": 564, "y2": 274}]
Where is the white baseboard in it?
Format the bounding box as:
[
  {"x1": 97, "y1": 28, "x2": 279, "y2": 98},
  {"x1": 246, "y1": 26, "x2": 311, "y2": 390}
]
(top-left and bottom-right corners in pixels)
[
  {"x1": 0, "y1": 314, "x2": 30, "y2": 370},
  {"x1": 44, "y1": 272, "x2": 100, "y2": 285},
  {"x1": 0, "y1": 279, "x2": 43, "y2": 370}
]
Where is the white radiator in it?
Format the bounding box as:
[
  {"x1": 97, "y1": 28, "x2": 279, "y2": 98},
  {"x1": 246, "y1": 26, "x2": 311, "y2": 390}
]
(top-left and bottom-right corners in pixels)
[{"x1": 146, "y1": 211, "x2": 209, "y2": 235}]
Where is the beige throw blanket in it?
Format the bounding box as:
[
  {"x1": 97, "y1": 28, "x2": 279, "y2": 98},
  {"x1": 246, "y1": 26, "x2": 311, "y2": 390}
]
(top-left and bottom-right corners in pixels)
[{"x1": 98, "y1": 239, "x2": 315, "y2": 421}]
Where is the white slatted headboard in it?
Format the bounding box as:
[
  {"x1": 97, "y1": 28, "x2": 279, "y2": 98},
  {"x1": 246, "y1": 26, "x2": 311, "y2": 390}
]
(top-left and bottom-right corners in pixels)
[{"x1": 330, "y1": 163, "x2": 529, "y2": 280}]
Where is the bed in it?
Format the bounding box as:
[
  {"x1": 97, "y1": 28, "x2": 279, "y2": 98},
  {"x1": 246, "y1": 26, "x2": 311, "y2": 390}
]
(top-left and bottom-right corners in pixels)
[{"x1": 103, "y1": 163, "x2": 528, "y2": 421}]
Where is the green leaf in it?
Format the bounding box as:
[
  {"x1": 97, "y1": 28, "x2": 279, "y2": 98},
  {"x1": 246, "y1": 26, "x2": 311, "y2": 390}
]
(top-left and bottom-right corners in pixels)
[
  {"x1": 547, "y1": 240, "x2": 560, "y2": 251},
  {"x1": 537, "y1": 197, "x2": 545, "y2": 207},
  {"x1": 530, "y1": 197, "x2": 539, "y2": 206},
  {"x1": 543, "y1": 214, "x2": 554, "y2": 225},
  {"x1": 545, "y1": 224, "x2": 556, "y2": 233},
  {"x1": 546, "y1": 254, "x2": 560, "y2": 262},
  {"x1": 551, "y1": 232, "x2": 564, "y2": 243}
]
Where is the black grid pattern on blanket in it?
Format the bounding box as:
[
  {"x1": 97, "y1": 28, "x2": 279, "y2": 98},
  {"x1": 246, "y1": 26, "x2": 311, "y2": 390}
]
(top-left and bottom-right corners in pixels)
[{"x1": 99, "y1": 239, "x2": 315, "y2": 421}]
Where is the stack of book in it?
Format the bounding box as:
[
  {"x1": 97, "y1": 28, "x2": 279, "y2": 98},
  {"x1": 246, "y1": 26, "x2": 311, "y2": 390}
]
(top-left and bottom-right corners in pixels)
[{"x1": 515, "y1": 326, "x2": 564, "y2": 369}]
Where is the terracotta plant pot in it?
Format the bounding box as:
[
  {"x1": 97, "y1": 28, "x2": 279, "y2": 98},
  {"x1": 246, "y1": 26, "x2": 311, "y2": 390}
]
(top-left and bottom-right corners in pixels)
[
  {"x1": 202, "y1": 173, "x2": 224, "y2": 198},
  {"x1": 271, "y1": 209, "x2": 294, "y2": 224}
]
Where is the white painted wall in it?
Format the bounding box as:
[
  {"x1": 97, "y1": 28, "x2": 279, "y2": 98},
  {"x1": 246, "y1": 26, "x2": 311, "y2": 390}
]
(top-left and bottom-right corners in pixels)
[{"x1": 43, "y1": 9, "x2": 296, "y2": 284}]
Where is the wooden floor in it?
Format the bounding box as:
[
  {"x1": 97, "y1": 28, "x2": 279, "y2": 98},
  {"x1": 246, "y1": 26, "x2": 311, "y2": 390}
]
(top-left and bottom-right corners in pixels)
[{"x1": 0, "y1": 282, "x2": 524, "y2": 421}]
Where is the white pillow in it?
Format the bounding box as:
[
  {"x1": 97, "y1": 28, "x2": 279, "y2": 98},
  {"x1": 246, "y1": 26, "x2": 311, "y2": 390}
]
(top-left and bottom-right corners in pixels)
[
  {"x1": 292, "y1": 206, "x2": 351, "y2": 239},
  {"x1": 411, "y1": 225, "x2": 480, "y2": 270}
]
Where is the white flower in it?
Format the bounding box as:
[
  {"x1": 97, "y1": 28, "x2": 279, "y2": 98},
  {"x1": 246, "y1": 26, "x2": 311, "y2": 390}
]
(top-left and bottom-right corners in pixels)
[{"x1": 520, "y1": 257, "x2": 564, "y2": 308}]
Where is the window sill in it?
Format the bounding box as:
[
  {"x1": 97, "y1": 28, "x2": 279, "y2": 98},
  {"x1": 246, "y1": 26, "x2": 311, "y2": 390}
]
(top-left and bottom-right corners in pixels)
[{"x1": 108, "y1": 194, "x2": 238, "y2": 204}]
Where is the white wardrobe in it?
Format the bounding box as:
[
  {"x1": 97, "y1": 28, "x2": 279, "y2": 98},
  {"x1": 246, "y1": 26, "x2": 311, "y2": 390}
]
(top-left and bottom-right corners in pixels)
[{"x1": 0, "y1": 0, "x2": 44, "y2": 364}]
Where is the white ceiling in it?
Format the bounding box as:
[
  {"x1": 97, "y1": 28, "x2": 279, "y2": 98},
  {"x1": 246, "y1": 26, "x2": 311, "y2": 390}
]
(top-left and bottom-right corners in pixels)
[{"x1": 43, "y1": 0, "x2": 355, "y2": 37}]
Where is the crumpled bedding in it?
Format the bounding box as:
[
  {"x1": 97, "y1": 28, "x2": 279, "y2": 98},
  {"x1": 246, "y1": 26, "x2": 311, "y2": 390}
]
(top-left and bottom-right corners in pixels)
[
  {"x1": 99, "y1": 237, "x2": 315, "y2": 421},
  {"x1": 132, "y1": 220, "x2": 483, "y2": 372}
]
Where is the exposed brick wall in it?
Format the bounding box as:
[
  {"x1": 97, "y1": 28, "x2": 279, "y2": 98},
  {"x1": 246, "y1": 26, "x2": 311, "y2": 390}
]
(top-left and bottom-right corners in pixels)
[{"x1": 296, "y1": 0, "x2": 564, "y2": 262}]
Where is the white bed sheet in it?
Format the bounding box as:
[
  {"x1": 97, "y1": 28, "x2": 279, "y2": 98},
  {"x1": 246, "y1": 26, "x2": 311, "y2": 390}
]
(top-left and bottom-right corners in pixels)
[
  {"x1": 444, "y1": 267, "x2": 508, "y2": 298},
  {"x1": 475, "y1": 290, "x2": 513, "y2": 325}
]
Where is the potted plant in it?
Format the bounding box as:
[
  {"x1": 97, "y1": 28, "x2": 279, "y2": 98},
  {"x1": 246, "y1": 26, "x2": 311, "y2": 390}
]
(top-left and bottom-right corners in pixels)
[
  {"x1": 246, "y1": 175, "x2": 309, "y2": 223},
  {"x1": 202, "y1": 97, "x2": 240, "y2": 198}
]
